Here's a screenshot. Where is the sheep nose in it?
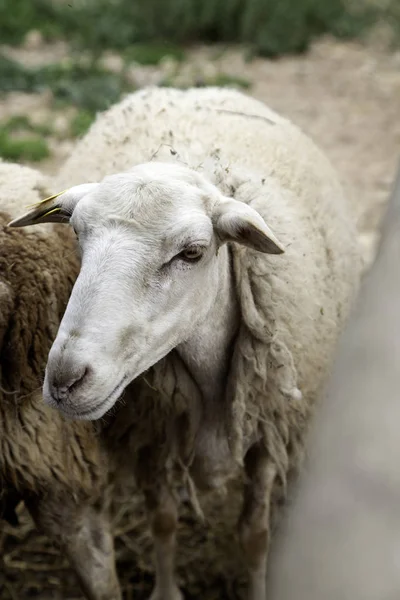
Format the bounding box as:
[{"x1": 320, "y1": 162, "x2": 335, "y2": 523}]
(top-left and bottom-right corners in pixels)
[{"x1": 49, "y1": 365, "x2": 90, "y2": 404}]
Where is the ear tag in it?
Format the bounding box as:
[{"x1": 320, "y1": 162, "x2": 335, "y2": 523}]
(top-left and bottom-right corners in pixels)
[{"x1": 24, "y1": 188, "x2": 69, "y2": 209}]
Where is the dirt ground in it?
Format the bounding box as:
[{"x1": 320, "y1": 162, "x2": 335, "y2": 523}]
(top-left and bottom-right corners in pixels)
[{"x1": 1, "y1": 36, "x2": 400, "y2": 599}]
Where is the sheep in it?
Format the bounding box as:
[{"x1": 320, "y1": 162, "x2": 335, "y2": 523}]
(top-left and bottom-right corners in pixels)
[
  {"x1": 0, "y1": 160, "x2": 121, "y2": 600},
  {"x1": 10, "y1": 86, "x2": 364, "y2": 600}
]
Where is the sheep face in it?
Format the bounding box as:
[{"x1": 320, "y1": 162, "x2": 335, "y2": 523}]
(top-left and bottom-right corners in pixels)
[{"x1": 9, "y1": 162, "x2": 283, "y2": 419}]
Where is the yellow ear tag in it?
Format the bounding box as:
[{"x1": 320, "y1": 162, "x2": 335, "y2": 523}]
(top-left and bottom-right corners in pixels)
[
  {"x1": 25, "y1": 188, "x2": 69, "y2": 209},
  {"x1": 36, "y1": 206, "x2": 63, "y2": 220}
]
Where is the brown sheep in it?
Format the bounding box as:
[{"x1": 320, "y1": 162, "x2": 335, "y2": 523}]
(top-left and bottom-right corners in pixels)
[{"x1": 0, "y1": 160, "x2": 121, "y2": 600}]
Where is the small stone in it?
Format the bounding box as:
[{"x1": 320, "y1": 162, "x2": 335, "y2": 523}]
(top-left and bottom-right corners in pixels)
[
  {"x1": 100, "y1": 52, "x2": 125, "y2": 74},
  {"x1": 24, "y1": 30, "x2": 44, "y2": 50},
  {"x1": 159, "y1": 56, "x2": 179, "y2": 77},
  {"x1": 53, "y1": 114, "x2": 69, "y2": 135}
]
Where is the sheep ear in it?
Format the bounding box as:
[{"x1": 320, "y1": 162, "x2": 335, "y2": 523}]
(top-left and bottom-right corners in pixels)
[
  {"x1": 213, "y1": 197, "x2": 285, "y2": 254},
  {"x1": 8, "y1": 183, "x2": 98, "y2": 228}
]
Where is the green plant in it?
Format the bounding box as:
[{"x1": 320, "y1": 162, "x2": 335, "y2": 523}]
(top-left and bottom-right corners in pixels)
[
  {"x1": 0, "y1": 0, "x2": 390, "y2": 58},
  {"x1": 0, "y1": 114, "x2": 51, "y2": 162},
  {"x1": 70, "y1": 109, "x2": 95, "y2": 137},
  {"x1": 0, "y1": 54, "x2": 36, "y2": 92},
  {"x1": 124, "y1": 42, "x2": 186, "y2": 65},
  {"x1": 48, "y1": 63, "x2": 129, "y2": 112},
  {"x1": 208, "y1": 73, "x2": 251, "y2": 89},
  {"x1": 0, "y1": 0, "x2": 63, "y2": 45},
  {"x1": 1, "y1": 114, "x2": 52, "y2": 136},
  {"x1": 0, "y1": 130, "x2": 50, "y2": 161},
  {"x1": 0, "y1": 55, "x2": 133, "y2": 112}
]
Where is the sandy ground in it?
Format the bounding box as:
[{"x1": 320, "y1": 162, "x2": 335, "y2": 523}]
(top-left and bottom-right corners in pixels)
[{"x1": 1, "y1": 35, "x2": 400, "y2": 599}]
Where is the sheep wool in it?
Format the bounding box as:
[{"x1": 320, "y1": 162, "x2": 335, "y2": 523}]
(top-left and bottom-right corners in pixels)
[
  {"x1": 1, "y1": 161, "x2": 126, "y2": 600},
  {"x1": 0, "y1": 160, "x2": 103, "y2": 512},
  {"x1": 55, "y1": 85, "x2": 362, "y2": 475},
  {"x1": 53, "y1": 87, "x2": 363, "y2": 595}
]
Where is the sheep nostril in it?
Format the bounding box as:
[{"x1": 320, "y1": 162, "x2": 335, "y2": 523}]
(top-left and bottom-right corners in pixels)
[
  {"x1": 68, "y1": 366, "x2": 90, "y2": 393},
  {"x1": 51, "y1": 365, "x2": 90, "y2": 404}
]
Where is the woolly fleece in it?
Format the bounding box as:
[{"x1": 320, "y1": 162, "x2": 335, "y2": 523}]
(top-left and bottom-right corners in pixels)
[
  {"x1": 0, "y1": 161, "x2": 104, "y2": 507},
  {"x1": 51, "y1": 87, "x2": 363, "y2": 595},
  {"x1": 55, "y1": 86, "x2": 362, "y2": 483}
]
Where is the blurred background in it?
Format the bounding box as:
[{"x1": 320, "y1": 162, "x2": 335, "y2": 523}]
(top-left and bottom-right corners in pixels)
[
  {"x1": 0, "y1": 0, "x2": 400, "y2": 235},
  {"x1": 1, "y1": 1, "x2": 400, "y2": 598},
  {"x1": 0, "y1": 1, "x2": 398, "y2": 217}
]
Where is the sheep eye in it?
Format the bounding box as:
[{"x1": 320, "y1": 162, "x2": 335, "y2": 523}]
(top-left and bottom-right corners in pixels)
[{"x1": 178, "y1": 247, "x2": 203, "y2": 262}]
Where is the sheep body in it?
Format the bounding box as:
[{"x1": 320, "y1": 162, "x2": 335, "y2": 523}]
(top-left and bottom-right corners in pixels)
[
  {"x1": 0, "y1": 161, "x2": 121, "y2": 600},
  {"x1": 50, "y1": 86, "x2": 364, "y2": 597},
  {"x1": 55, "y1": 85, "x2": 362, "y2": 476},
  {"x1": 0, "y1": 162, "x2": 96, "y2": 495}
]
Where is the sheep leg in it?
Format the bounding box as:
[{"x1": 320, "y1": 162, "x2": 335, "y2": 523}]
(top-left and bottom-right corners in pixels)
[
  {"x1": 144, "y1": 483, "x2": 183, "y2": 600},
  {"x1": 25, "y1": 493, "x2": 121, "y2": 600},
  {"x1": 239, "y1": 444, "x2": 277, "y2": 600}
]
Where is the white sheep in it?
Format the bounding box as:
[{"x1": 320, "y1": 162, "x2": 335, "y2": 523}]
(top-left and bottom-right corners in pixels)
[
  {"x1": 0, "y1": 160, "x2": 121, "y2": 600},
  {"x1": 10, "y1": 86, "x2": 363, "y2": 600}
]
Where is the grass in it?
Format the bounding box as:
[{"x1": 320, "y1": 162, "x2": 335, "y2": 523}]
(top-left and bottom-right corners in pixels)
[
  {"x1": 0, "y1": 54, "x2": 134, "y2": 113},
  {"x1": 0, "y1": 133, "x2": 49, "y2": 161},
  {"x1": 160, "y1": 70, "x2": 252, "y2": 89},
  {"x1": 208, "y1": 73, "x2": 251, "y2": 89},
  {"x1": 48, "y1": 63, "x2": 130, "y2": 113},
  {"x1": 0, "y1": 114, "x2": 52, "y2": 136},
  {"x1": 0, "y1": 53, "x2": 128, "y2": 160},
  {"x1": 0, "y1": 49, "x2": 251, "y2": 123},
  {"x1": 0, "y1": 54, "x2": 123, "y2": 160},
  {"x1": 0, "y1": 103, "x2": 96, "y2": 162},
  {"x1": 0, "y1": 116, "x2": 50, "y2": 161},
  {"x1": 0, "y1": 0, "x2": 392, "y2": 58},
  {"x1": 124, "y1": 42, "x2": 186, "y2": 65},
  {"x1": 0, "y1": 0, "x2": 63, "y2": 46},
  {"x1": 70, "y1": 109, "x2": 95, "y2": 137}
]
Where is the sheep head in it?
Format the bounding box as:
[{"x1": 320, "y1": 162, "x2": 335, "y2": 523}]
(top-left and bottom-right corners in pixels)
[{"x1": 9, "y1": 162, "x2": 284, "y2": 420}]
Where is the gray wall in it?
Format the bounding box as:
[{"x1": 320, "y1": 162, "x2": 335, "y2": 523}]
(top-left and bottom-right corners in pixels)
[{"x1": 265, "y1": 167, "x2": 400, "y2": 600}]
